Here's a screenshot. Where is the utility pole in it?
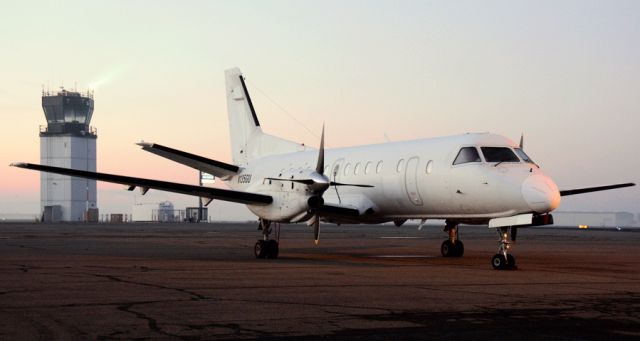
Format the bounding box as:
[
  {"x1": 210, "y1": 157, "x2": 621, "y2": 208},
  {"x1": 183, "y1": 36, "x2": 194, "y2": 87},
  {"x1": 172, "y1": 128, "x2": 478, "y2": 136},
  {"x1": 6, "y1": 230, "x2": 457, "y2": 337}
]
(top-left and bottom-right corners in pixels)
[{"x1": 198, "y1": 170, "x2": 203, "y2": 222}]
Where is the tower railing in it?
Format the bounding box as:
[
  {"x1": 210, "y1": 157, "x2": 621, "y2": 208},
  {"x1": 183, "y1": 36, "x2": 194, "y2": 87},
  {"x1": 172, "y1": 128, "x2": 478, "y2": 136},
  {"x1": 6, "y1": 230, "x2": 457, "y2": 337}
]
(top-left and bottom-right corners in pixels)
[
  {"x1": 41, "y1": 88, "x2": 94, "y2": 99},
  {"x1": 40, "y1": 124, "x2": 97, "y2": 136}
]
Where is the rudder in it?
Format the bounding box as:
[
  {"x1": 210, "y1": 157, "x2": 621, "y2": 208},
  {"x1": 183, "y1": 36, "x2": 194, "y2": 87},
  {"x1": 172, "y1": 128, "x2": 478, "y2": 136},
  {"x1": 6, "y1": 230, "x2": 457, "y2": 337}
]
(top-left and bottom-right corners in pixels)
[
  {"x1": 225, "y1": 68, "x2": 308, "y2": 165},
  {"x1": 225, "y1": 68, "x2": 261, "y2": 164}
]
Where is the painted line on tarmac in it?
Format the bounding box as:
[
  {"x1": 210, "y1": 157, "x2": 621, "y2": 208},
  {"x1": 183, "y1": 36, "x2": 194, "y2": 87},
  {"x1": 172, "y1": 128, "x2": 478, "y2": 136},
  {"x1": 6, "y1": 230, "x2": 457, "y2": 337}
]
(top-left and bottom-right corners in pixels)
[
  {"x1": 370, "y1": 255, "x2": 436, "y2": 258},
  {"x1": 379, "y1": 236, "x2": 423, "y2": 239}
]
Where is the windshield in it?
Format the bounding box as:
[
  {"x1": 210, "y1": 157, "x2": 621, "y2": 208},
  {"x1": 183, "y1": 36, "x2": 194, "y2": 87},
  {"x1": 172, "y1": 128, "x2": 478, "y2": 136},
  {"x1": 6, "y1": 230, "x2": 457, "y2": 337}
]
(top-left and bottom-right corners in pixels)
[
  {"x1": 514, "y1": 148, "x2": 535, "y2": 164},
  {"x1": 453, "y1": 147, "x2": 481, "y2": 165},
  {"x1": 481, "y1": 147, "x2": 519, "y2": 163}
]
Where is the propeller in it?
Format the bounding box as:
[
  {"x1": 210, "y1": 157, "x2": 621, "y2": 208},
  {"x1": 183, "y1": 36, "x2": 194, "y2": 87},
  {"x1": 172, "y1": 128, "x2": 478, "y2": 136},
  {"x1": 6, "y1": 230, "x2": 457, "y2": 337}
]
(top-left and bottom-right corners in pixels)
[
  {"x1": 264, "y1": 125, "x2": 374, "y2": 244},
  {"x1": 272, "y1": 125, "x2": 372, "y2": 244},
  {"x1": 264, "y1": 177, "x2": 373, "y2": 188},
  {"x1": 311, "y1": 125, "x2": 327, "y2": 244}
]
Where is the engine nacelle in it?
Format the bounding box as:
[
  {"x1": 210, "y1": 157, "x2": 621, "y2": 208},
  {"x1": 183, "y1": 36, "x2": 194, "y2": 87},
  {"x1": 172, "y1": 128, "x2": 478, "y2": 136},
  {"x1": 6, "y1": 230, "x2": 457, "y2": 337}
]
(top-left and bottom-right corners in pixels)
[
  {"x1": 307, "y1": 196, "x2": 324, "y2": 209},
  {"x1": 247, "y1": 191, "x2": 319, "y2": 223}
]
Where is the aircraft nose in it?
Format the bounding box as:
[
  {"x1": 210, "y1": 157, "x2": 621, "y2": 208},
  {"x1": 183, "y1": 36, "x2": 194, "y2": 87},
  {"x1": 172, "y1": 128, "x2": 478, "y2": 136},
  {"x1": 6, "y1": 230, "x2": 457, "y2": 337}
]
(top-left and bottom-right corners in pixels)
[{"x1": 521, "y1": 174, "x2": 561, "y2": 213}]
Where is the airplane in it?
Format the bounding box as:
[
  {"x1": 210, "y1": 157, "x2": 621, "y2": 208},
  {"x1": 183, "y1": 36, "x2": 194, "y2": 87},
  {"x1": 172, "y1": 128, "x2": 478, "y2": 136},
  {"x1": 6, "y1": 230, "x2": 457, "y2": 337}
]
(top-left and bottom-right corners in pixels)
[{"x1": 11, "y1": 68, "x2": 635, "y2": 270}]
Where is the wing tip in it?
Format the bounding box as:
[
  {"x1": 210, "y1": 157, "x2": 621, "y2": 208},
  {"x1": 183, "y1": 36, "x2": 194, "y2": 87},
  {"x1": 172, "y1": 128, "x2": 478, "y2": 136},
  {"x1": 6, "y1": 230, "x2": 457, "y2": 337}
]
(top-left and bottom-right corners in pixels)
[
  {"x1": 9, "y1": 162, "x2": 27, "y2": 168},
  {"x1": 136, "y1": 141, "x2": 154, "y2": 148}
]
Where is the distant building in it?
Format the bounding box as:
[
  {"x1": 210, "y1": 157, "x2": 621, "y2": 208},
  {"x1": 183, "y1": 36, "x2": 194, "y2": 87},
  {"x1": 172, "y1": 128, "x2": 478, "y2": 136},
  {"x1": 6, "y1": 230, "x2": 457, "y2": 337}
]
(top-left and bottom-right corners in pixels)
[
  {"x1": 157, "y1": 201, "x2": 175, "y2": 222},
  {"x1": 131, "y1": 201, "x2": 188, "y2": 222},
  {"x1": 552, "y1": 211, "x2": 636, "y2": 228},
  {"x1": 186, "y1": 207, "x2": 208, "y2": 222},
  {"x1": 40, "y1": 88, "x2": 98, "y2": 222}
]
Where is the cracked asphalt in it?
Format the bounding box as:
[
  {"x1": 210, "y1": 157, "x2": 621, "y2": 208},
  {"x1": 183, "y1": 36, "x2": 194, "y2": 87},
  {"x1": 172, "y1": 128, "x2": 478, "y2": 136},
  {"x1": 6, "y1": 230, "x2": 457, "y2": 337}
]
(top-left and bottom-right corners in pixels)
[{"x1": 0, "y1": 223, "x2": 638, "y2": 340}]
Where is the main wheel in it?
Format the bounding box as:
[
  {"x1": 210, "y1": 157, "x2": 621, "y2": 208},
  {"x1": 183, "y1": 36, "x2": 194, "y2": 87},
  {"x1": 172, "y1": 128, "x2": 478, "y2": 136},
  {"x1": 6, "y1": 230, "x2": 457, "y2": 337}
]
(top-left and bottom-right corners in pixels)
[
  {"x1": 441, "y1": 240, "x2": 454, "y2": 257},
  {"x1": 454, "y1": 240, "x2": 464, "y2": 257},
  {"x1": 254, "y1": 240, "x2": 267, "y2": 259},
  {"x1": 506, "y1": 254, "x2": 516, "y2": 269},
  {"x1": 266, "y1": 240, "x2": 279, "y2": 259},
  {"x1": 491, "y1": 254, "x2": 507, "y2": 270}
]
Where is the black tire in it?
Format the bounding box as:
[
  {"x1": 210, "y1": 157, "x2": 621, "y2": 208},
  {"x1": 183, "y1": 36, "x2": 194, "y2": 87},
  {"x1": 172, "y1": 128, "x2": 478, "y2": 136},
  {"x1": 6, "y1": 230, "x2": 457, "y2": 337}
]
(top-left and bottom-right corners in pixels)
[
  {"x1": 492, "y1": 254, "x2": 507, "y2": 270},
  {"x1": 506, "y1": 254, "x2": 516, "y2": 269},
  {"x1": 441, "y1": 240, "x2": 454, "y2": 257},
  {"x1": 254, "y1": 240, "x2": 267, "y2": 259},
  {"x1": 267, "y1": 240, "x2": 279, "y2": 259},
  {"x1": 454, "y1": 240, "x2": 464, "y2": 257}
]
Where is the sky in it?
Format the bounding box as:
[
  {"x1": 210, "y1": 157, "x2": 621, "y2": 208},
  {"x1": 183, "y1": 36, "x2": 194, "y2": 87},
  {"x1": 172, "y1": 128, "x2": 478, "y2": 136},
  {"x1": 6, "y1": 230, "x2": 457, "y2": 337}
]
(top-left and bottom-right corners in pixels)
[{"x1": 1, "y1": 0, "x2": 638, "y2": 220}]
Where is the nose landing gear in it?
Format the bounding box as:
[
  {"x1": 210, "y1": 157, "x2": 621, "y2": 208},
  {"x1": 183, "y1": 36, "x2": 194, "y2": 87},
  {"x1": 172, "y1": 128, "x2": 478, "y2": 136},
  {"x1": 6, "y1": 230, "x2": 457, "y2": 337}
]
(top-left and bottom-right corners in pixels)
[
  {"x1": 255, "y1": 219, "x2": 280, "y2": 259},
  {"x1": 492, "y1": 226, "x2": 517, "y2": 270},
  {"x1": 441, "y1": 221, "x2": 464, "y2": 257}
]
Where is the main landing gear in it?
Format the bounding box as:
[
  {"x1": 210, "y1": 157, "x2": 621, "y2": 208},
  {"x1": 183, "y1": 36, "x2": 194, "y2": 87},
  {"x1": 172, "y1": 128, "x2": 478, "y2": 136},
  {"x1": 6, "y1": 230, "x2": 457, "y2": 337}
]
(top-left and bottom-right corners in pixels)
[
  {"x1": 254, "y1": 219, "x2": 280, "y2": 259},
  {"x1": 491, "y1": 226, "x2": 516, "y2": 270},
  {"x1": 441, "y1": 221, "x2": 464, "y2": 257}
]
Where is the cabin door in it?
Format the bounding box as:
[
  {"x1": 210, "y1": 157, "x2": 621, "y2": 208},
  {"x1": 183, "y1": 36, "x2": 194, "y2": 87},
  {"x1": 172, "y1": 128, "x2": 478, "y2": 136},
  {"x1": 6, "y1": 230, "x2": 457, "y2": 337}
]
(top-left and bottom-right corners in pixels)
[{"x1": 405, "y1": 157, "x2": 423, "y2": 206}]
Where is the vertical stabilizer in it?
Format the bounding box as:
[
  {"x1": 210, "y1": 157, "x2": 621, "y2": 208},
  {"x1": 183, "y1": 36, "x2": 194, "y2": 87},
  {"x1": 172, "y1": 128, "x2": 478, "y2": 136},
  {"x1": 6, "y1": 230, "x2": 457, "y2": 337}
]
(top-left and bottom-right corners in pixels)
[
  {"x1": 225, "y1": 68, "x2": 262, "y2": 164},
  {"x1": 225, "y1": 68, "x2": 307, "y2": 164}
]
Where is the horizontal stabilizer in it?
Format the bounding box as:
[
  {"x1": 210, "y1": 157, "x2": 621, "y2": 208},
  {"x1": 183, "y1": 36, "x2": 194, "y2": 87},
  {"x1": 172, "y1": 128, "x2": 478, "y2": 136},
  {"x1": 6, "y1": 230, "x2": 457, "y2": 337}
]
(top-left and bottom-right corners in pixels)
[
  {"x1": 11, "y1": 162, "x2": 271, "y2": 206},
  {"x1": 560, "y1": 183, "x2": 635, "y2": 196},
  {"x1": 137, "y1": 142, "x2": 239, "y2": 179}
]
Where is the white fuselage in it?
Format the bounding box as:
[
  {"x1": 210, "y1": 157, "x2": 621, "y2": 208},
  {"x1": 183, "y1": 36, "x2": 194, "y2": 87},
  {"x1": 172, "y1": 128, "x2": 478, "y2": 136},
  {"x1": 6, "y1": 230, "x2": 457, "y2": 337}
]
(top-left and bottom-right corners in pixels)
[{"x1": 225, "y1": 133, "x2": 561, "y2": 224}]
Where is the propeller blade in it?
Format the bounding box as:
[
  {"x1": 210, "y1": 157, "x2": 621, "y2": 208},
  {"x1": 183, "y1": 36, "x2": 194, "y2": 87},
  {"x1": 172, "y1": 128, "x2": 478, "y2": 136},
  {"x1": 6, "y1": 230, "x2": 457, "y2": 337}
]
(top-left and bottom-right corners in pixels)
[
  {"x1": 560, "y1": 183, "x2": 635, "y2": 196},
  {"x1": 313, "y1": 215, "x2": 320, "y2": 245},
  {"x1": 330, "y1": 181, "x2": 374, "y2": 188},
  {"x1": 265, "y1": 177, "x2": 315, "y2": 185},
  {"x1": 316, "y1": 124, "x2": 325, "y2": 175}
]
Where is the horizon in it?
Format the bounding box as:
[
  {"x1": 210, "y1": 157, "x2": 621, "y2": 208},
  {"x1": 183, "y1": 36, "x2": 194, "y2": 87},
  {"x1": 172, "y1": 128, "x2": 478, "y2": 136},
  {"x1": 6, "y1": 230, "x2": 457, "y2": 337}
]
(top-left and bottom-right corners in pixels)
[{"x1": 1, "y1": 1, "x2": 638, "y2": 219}]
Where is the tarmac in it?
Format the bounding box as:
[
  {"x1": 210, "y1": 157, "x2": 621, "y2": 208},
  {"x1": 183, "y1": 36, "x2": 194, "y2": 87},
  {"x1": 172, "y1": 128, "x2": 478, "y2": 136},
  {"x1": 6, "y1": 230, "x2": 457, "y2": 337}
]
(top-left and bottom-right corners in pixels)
[{"x1": 0, "y1": 222, "x2": 638, "y2": 340}]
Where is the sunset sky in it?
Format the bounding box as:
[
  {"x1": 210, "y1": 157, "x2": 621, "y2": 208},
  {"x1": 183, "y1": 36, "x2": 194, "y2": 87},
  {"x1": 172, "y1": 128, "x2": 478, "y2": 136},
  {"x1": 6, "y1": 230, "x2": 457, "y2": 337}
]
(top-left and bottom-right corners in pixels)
[{"x1": 1, "y1": 0, "x2": 638, "y2": 220}]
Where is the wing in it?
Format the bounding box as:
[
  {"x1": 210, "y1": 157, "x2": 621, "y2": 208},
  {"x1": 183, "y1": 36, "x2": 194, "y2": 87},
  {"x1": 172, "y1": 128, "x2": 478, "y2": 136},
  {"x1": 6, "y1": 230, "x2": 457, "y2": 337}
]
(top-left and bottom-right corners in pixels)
[
  {"x1": 318, "y1": 202, "x2": 362, "y2": 224},
  {"x1": 560, "y1": 183, "x2": 635, "y2": 196},
  {"x1": 137, "y1": 142, "x2": 239, "y2": 179},
  {"x1": 11, "y1": 162, "x2": 271, "y2": 206},
  {"x1": 321, "y1": 203, "x2": 360, "y2": 217}
]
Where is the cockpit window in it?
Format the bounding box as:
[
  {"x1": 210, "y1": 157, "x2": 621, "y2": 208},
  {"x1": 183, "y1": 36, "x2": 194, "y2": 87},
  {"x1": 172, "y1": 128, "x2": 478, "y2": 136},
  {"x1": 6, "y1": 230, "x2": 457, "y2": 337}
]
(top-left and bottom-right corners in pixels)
[
  {"x1": 514, "y1": 148, "x2": 535, "y2": 164},
  {"x1": 453, "y1": 147, "x2": 481, "y2": 165},
  {"x1": 481, "y1": 147, "x2": 519, "y2": 163}
]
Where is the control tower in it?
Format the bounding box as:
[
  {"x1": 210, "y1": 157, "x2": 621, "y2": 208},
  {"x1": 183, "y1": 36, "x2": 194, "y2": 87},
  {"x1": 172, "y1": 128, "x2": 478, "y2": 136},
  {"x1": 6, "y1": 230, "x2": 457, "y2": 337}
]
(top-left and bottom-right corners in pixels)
[{"x1": 40, "y1": 88, "x2": 98, "y2": 222}]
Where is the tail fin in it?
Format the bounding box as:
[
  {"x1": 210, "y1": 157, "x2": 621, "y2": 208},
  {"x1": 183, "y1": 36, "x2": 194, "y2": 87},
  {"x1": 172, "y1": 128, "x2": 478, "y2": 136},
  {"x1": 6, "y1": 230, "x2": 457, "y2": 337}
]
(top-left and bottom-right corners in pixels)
[
  {"x1": 225, "y1": 68, "x2": 261, "y2": 164},
  {"x1": 225, "y1": 68, "x2": 306, "y2": 164}
]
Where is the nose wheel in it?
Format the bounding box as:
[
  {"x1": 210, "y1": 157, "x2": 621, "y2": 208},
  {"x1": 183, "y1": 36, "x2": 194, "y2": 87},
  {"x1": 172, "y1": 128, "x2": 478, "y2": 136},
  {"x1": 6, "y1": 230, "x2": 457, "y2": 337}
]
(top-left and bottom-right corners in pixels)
[
  {"x1": 492, "y1": 226, "x2": 517, "y2": 270},
  {"x1": 255, "y1": 219, "x2": 280, "y2": 259}
]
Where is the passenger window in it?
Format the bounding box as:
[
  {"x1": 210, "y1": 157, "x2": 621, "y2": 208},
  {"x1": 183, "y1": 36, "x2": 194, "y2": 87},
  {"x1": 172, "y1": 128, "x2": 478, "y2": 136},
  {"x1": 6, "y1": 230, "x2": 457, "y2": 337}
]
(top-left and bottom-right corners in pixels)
[
  {"x1": 397, "y1": 159, "x2": 405, "y2": 172},
  {"x1": 344, "y1": 163, "x2": 351, "y2": 176},
  {"x1": 376, "y1": 161, "x2": 383, "y2": 173},
  {"x1": 365, "y1": 162, "x2": 372, "y2": 174},
  {"x1": 453, "y1": 147, "x2": 481, "y2": 165},
  {"x1": 426, "y1": 160, "x2": 433, "y2": 174},
  {"x1": 354, "y1": 163, "x2": 361, "y2": 175},
  {"x1": 481, "y1": 147, "x2": 519, "y2": 163}
]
